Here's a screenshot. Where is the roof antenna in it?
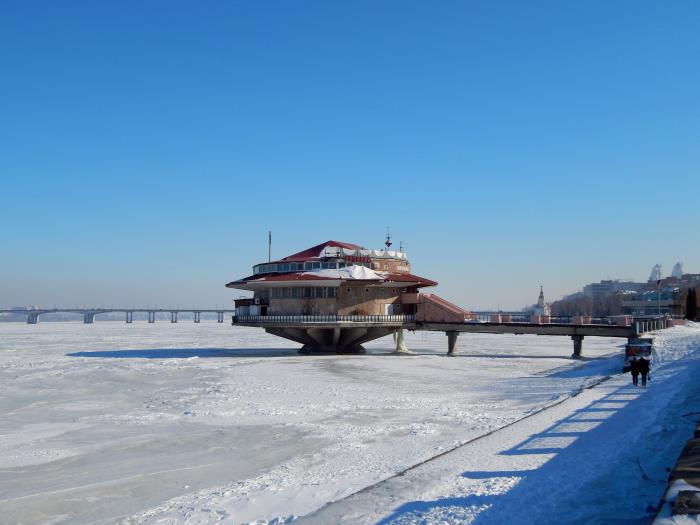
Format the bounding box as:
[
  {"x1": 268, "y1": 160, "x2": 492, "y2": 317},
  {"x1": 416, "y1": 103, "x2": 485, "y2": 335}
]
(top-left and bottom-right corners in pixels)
[
  {"x1": 385, "y1": 227, "x2": 392, "y2": 250},
  {"x1": 399, "y1": 241, "x2": 405, "y2": 253},
  {"x1": 268, "y1": 230, "x2": 272, "y2": 262}
]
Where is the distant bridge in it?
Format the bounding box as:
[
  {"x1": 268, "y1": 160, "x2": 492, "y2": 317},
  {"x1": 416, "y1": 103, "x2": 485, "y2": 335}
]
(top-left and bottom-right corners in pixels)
[{"x1": 0, "y1": 308, "x2": 236, "y2": 324}]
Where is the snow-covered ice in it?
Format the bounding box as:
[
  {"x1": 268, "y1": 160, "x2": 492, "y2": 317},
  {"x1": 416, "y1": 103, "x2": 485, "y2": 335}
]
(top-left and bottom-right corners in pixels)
[{"x1": 1, "y1": 321, "x2": 698, "y2": 524}]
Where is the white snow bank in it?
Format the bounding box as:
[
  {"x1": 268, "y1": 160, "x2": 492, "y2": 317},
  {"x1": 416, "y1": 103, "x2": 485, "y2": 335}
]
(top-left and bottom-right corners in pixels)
[
  {"x1": 302, "y1": 264, "x2": 386, "y2": 281},
  {"x1": 652, "y1": 322, "x2": 700, "y2": 364}
]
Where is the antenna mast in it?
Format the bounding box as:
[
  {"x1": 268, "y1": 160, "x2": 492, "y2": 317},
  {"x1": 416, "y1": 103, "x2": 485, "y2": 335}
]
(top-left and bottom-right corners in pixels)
[{"x1": 268, "y1": 231, "x2": 272, "y2": 262}]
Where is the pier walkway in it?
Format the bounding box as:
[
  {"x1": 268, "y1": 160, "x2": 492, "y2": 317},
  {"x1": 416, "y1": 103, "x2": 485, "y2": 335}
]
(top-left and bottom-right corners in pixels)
[{"x1": 232, "y1": 314, "x2": 675, "y2": 358}]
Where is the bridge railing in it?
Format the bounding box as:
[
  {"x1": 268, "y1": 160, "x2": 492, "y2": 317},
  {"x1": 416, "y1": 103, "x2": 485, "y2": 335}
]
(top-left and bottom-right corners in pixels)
[
  {"x1": 233, "y1": 314, "x2": 415, "y2": 325},
  {"x1": 473, "y1": 314, "x2": 622, "y2": 325},
  {"x1": 633, "y1": 318, "x2": 674, "y2": 335}
]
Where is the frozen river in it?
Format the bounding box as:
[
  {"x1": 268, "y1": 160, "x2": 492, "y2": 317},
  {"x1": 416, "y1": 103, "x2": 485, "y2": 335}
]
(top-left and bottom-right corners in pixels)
[{"x1": 0, "y1": 321, "x2": 627, "y2": 524}]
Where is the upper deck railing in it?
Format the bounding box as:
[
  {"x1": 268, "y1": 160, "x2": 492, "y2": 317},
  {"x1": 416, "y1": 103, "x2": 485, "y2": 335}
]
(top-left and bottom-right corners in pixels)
[{"x1": 233, "y1": 314, "x2": 415, "y2": 325}]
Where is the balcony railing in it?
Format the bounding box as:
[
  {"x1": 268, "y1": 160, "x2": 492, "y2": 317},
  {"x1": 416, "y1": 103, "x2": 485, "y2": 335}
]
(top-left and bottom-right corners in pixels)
[{"x1": 233, "y1": 314, "x2": 415, "y2": 325}]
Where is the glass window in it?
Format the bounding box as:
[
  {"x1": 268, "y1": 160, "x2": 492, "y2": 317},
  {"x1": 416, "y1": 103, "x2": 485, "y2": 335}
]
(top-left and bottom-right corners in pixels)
[
  {"x1": 312, "y1": 262, "x2": 321, "y2": 269},
  {"x1": 303, "y1": 287, "x2": 313, "y2": 298},
  {"x1": 304, "y1": 262, "x2": 313, "y2": 270},
  {"x1": 327, "y1": 287, "x2": 337, "y2": 298}
]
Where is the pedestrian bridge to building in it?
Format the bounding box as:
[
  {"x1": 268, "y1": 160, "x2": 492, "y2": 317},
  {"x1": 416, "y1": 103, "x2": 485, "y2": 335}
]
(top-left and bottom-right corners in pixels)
[{"x1": 232, "y1": 313, "x2": 677, "y2": 358}]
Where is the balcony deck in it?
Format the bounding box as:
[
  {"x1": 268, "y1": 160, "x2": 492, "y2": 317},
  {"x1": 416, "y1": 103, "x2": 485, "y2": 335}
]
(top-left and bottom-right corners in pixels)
[{"x1": 233, "y1": 314, "x2": 415, "y2": 328}]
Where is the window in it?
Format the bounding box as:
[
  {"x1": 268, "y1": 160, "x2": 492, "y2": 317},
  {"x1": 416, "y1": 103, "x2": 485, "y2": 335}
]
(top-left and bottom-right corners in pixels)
[
  {"x1": 328, "y1": 287, "x2": 337, "y2": 298},
  {"x1": 312, "y1": 262, "x2": 321, "y2": 269},
  {"x1": 304, "y1": 262, "x2": 313, "y2": 271},
  {"x1": 346, "y1": 288, "x2": 351, "y2": 293},
  {"x1": 365, "y1": 288, "x2": 369, "y2": 293}
]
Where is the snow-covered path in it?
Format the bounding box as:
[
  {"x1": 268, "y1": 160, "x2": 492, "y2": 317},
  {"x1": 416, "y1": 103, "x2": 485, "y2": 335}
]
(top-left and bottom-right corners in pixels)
[{"x1": 301, "y1": 325, "x2": 700, "y2": 525}]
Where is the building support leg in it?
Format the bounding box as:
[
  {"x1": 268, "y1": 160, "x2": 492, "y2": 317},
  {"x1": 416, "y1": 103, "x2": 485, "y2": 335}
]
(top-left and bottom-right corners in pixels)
[
  {"x1": 126, "y1": 311, "x2": 133, "y2": 324},
  {"x1": 217, "y1": 311, "x2": 224, "y2": 323},
  {"x1": 447, "y1": 331, "x2": 459, "y2": 356},
  {"x1": 171, "y1": 312, "x2": 177, "y2": 323},
  {"x1": 83, "y1": 312, "x2": 95, "y2": 324},
  {"x1": 571, "y1": 335, "x2": 584, "y2": 359},
  {"x1": 27, "y1": 313, "x2": 39, "y2": 324},
  {"x1": 194, "y1": 312, "x2": 200, "y2": 323},
  {"x1": 148, "y1": 311, "x2": 155, "y2": 323},
  {"x1": 393, "y1": 328, "x2": 410, "y2": 353}
]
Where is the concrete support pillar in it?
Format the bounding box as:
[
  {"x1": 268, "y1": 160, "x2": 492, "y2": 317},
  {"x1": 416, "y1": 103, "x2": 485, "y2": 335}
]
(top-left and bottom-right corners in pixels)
[
  {"x1": 148, "y1": 311, "x2": 155, "y2": 323},
  {"x1": 83, "y1": 312, "x2": 95, "y2": 324},
  {"x1": 171, "y1": 311, "x2": 178, "y2": 323},
  {"x1": 447, "y1": 331, "x2": 459, "y2": 356},
  {"x1": 393, "y1": 328, "x2": 410, "y2": 353},
  {"x1": 194, "y1": 312, "x2": 201, "y2": 323},
  {"x1": 571, "y1": 335, "x2": 584, "y2": 359},
  {"x1": 126, "y1": 311, "x2": 133, "y2": 324},
  {"x1": 217, "y1": 311, "x2": 224, "y2": 323},
  {"x1": 27, "y1": 313, "x2": 39, "y2": 324}
]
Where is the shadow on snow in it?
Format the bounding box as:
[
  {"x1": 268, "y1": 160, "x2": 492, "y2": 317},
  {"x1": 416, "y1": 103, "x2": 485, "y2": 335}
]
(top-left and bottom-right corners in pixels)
[{"x1": 66, "y1": 348, "x2": 300, "y2": 359}]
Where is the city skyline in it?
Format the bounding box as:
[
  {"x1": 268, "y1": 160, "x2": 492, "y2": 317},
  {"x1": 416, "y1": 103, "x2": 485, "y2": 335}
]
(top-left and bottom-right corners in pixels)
[{"x1": 2, "y1": 1, "x2": 699, "y2": 310}]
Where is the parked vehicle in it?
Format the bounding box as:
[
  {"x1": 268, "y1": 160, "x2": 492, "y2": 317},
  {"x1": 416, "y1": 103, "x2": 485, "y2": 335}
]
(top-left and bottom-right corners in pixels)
[{"x1": 623, "y1": 337, "x2": 653, "y2": 372}]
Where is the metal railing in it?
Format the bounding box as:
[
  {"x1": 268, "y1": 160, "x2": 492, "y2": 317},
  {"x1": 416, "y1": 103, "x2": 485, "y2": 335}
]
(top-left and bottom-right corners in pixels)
[
  {"x1": 233, "y1": 314, "x2": 415, "y2": 325},
  {"x1": 634, "y1": 318, "x2": 673, "y2": 335}
]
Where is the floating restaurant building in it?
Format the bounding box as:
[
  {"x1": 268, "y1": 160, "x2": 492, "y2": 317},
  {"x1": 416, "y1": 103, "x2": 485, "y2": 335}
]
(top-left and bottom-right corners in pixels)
[{"x1": 227, "y1": 239, "x2": 474, "y2": 352}]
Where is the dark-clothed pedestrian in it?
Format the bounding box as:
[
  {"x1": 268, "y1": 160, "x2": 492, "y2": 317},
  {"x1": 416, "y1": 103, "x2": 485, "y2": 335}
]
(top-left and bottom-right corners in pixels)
[
  {"x1": 630, "y1": 357, "x2": 640, "y2": 386},
  {"x1": 638, "y1": 357, "x2": 650, "y2": 387}
]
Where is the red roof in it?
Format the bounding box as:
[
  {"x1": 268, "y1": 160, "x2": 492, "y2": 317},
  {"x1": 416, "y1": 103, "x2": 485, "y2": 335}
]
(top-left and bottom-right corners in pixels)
[
  {"x1": 226, "y1": 271, "x2": 436, "y2": 288},
  {"x1": 277, "y1": 240, "x2": 364, "y2": 262}
]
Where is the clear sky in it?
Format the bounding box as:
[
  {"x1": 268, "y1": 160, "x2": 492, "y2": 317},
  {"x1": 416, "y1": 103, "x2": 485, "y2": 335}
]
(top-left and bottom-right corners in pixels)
[{"x1": 2, "y1": 1, "x2": 699, "y2": 310}]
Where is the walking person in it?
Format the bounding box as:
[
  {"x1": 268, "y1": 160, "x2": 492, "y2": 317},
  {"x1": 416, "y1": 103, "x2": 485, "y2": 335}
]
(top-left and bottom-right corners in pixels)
[
  {"x1": 638, "y1": 357, "x2": 650, "y2": 387},
  {"x1": 630, "y1": 357, "x2": 640, "y2": 387}
]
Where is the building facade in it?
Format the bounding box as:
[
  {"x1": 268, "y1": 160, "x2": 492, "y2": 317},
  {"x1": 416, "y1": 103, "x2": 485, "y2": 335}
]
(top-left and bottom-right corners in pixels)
[{"x1": 227, "y1": 240, "x2": 475, "y2": 352}]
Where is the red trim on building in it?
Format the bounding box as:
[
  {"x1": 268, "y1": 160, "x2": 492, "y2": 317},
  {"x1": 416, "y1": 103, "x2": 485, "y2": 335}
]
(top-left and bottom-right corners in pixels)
[
  {"x1": 226, "y1": 271, "x2": 436, "y2": 288},
  {"x1": 279, "y1": 240, "x2": 364, "y2": 262}
]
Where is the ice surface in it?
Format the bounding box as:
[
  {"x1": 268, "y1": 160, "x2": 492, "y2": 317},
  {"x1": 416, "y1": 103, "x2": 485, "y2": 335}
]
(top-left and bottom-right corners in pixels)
[{"x1": 0, "y1": 322, "x2": 696, "y2": 524}]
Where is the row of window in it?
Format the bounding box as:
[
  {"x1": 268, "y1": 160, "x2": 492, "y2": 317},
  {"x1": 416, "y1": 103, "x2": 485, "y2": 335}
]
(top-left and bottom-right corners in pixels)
[
  {"x1": 253, "y1": 261, "x2": 372, "y2": 274},
  {"x1": 258, "y1": 286, "x2": 405, "y2": 300},
  {"x1": 266, "y1": 287, "x2": 339, "y2": 299}
]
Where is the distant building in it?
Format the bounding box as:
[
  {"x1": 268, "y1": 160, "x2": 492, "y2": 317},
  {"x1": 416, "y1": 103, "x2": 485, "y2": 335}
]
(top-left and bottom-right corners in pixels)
[
  {"x1": 533, "y1": 286, "x2": 551, "y2": 316},
  {"x1": 648, "y1": 264, "x2": 663, "y2": 283},
  {"x1": 582, "y1": 280, "x2": 645, "y2": 302},
  {"x1": 672, "y1": 262, "x2": 684, "y2": 279}
]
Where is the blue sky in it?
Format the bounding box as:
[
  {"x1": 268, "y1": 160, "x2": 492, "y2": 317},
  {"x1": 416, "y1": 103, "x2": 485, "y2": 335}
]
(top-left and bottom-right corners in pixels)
[{"x1": 1, "y1": 1, "x2": 698, "y2": 310}]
